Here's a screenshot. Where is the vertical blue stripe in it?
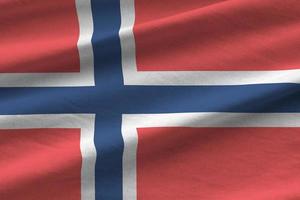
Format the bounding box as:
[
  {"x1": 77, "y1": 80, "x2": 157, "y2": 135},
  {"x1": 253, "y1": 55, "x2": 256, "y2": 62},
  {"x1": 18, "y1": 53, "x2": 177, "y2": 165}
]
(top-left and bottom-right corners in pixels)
[{"x1": 91, "y1": 0, "x2": 124, "y2": 199}]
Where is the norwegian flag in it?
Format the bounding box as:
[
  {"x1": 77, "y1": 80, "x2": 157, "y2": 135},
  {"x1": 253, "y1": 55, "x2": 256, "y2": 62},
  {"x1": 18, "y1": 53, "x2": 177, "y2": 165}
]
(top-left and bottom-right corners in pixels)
[{"x1": 0, "y1": 0, "x2": 300, "y2": 200}]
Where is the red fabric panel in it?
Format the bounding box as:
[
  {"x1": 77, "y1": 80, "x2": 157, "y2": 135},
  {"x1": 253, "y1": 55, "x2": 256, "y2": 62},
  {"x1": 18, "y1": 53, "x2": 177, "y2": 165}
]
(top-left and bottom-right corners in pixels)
[
  {"x1": 0, "y1": 0, "x2": 80, "y2": 72},
  {"x1": 134, "y1": 0, "x2": 300, "y2": 71},
  {"x1": 0, "y1": 129, "x2": 81, "y2": 200},
  {"x1": 137, "y1": 127, "x2": 300, "y2": 200}
]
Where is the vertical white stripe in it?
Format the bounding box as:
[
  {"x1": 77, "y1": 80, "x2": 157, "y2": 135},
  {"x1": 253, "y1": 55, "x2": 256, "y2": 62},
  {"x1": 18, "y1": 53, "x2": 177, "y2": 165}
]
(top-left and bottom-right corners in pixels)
[
  {"x1": 76, "y1": 0, "x2": 95, "y2": 86},
  {"x1": 80, "y1": 115, "x2": 97, "y2": 200},
  {"x1": 122, "y1": 115, "x2": 138, "y2": 200},
  {"x1": 119, "y1": 0, "x2": 138, "y2": 86}
]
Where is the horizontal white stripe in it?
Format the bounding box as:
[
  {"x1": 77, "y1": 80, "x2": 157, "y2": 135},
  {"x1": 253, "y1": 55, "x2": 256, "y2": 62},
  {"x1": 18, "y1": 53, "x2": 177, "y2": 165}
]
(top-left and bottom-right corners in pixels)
[
  {"x1": 122, "y1": 112, "x2": 300, "y2": 200},
  {"x1": 123, "y1": 113, "x2": 300, "y2": 128},
  {"x1": 0, "y1": 72, "x2": 94, "y2": 87},
  {"x1": 122, "y1": 70, "x2": 300, "y2": 85},
  {"x1": 0, "y1": 114, "x2": 96, "y2": 200}
]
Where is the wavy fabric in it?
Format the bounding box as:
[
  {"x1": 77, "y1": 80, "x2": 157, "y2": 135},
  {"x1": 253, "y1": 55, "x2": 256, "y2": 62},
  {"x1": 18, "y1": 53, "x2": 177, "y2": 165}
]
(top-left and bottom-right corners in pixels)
[
  {"x1": 0, "y1": 0, "x2": 80, "y2": 72},
  {"x1": 135, "y1": 0, "x2": 300, "y2": 70},
  {"x1": 137, "y1": 127, "x2": 300, "y2": 200},
  {"x1": 0, "y1": 0, "x2": 300, "y2": 200}
]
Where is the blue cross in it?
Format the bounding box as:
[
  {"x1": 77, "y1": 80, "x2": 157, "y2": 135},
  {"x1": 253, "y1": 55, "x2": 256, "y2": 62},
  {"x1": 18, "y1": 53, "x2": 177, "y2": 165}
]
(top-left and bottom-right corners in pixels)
[{"x1": 1, "y1": 1, "x2": 300, "y2": 199}]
